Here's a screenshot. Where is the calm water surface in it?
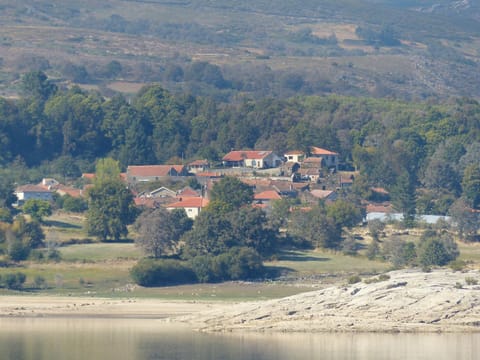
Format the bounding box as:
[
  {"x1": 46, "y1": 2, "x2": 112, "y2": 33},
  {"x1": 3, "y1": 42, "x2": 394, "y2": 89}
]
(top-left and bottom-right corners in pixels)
[{"x1": 0, "y1": 318, "x2": 478, "y2": 360}]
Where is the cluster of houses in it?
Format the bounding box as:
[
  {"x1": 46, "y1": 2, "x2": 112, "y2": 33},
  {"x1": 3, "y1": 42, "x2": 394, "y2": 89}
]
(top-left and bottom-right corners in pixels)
[{"x1": 14, "y1": 147, "x2": 395, "y2": 221}]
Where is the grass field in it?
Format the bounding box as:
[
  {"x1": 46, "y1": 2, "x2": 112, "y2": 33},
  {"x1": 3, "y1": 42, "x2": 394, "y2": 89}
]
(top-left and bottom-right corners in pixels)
[{"x1": 0, "y1": 212, "x2": 478, "y2": 301}]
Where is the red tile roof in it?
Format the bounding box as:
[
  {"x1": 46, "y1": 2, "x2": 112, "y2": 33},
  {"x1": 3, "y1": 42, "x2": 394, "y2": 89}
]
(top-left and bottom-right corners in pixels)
[
  {"x1": 254, "y1": 190, "x2": 282, "y2": 201},
  {"x1": 165, "y1": 197, "x2": 210, "y2": 209},
  {"x1": 285, "y1": 150, "x2": 305, "y2": 155},
  {"x1": 177, "y1": 187, "x2": 200, "y2": 197},
  {"x1": 127, "y1": 165, "x2": 179, "y2": 177},
  {"x1": 366, "y1": 202, "x2": 393, "y2": 213},
  {"x1": 310, "y1": 147, "x2": 338, "y2": 156},
  {"x1": 310, "y1": 189, "x2": 335, "y2": 199},
  {"x1": 223, "y1": 150, "x2": 272, "y2": 162},
  {"x1": 188, "y1": 159, "x2": 209, "y2": 166},
  {"x1": 303, "y1": 157, "x2": 324, "y2": 164},
  {"x1": 196, "y1": 172, "x2": 224, "y2": 178},
  {"x1": 16, "y1": 185, "x2": 52, "y2": 193}
]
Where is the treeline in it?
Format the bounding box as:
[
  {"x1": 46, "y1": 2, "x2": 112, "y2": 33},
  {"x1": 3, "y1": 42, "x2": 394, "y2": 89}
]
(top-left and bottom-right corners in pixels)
[{"x1": 1, "y1": 71, "x2": 480, "y2": 213}]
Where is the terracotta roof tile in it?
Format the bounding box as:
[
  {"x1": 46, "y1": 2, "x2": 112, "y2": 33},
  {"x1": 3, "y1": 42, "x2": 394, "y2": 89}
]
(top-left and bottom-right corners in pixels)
[
  {"x1": 223, "y1": 150, "x2": 272, "y2": 162},
  {"x1": 254, "y1": 190, "x2": 282, "y2": 200},
  {"x1": 165, "y1": 197, "x2": 210, "y2": 208},
  {"x1": 310, "y1": 146, "x2": 339, "y2": 156}
]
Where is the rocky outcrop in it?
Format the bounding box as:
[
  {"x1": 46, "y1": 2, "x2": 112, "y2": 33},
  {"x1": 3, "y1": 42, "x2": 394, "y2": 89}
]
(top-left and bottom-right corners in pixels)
[{"x1": 178, "y1": 270, "x2": 480, "y2": 333}]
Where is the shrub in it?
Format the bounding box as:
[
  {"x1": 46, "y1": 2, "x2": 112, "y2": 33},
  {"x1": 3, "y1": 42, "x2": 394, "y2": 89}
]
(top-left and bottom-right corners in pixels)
[
  {"x1": 465, "y1": 277, "x2": 478, "y2": 286},
  {"x1": 348, "y1": 275, "x2": 361, "y2": 284},
  {"x1": 190, "y1": 247, "x2": 265, "y2": 282},
  {"x1": 2, "y1": 272, "x2": 26, "y2": 290},
  {"x1": 130, "y1": 259, "x2": 196, "y2": 287},
  {"x1": 449, "y1": 259, "x2": 467, "y2": 272},
  {"x1": 33, "y1": 275, "x2": 47, "y2": 289},
  {"x1": 7, "y1": 240, "x2": 30, "y2": 261}
]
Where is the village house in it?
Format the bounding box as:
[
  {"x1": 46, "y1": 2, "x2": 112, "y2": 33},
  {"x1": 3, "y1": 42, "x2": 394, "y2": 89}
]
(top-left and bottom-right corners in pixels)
[
  {"x1": 284, "y1": 150, "x2": 305, "y2": 163},
  {"x1": 147, "y1": 186, "x2": 177, "y2": 199},
  {"x1": 187, "y1": 159, "x2": 210, "y2": 174},
  {"x1": 309, "y1": 189, "x2": 338, "y2": 203},
  {"x1": 15, "y1": 184, "x2": 53, "y2": 204},
  {"x1": 253, "y1": 190, "x2": 282, "y2": 212},
  {"x1": 165, "y1": 197, "x2": 210, "y2": 219},
  {"x1": 126, "y1": 165, "x2": 188, "y2": 183},
  {"x1": 222, "y1": 150, "x2": 282, "y2": 169},
  {"x1": 310, "y1": 146, "x2": 339, "y2": 170}
]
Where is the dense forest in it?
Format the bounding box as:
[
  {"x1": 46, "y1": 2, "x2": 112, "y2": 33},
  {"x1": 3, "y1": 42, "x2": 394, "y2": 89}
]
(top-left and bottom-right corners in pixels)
[{"x1": 1, "y1": 71, "x2": 479, "y2": 219}]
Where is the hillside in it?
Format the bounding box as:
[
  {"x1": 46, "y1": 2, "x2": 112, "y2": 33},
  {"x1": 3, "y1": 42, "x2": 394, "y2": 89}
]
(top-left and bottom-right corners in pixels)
[{"x1": 0, "y1": 0, "x2": 479, "y2": 100}]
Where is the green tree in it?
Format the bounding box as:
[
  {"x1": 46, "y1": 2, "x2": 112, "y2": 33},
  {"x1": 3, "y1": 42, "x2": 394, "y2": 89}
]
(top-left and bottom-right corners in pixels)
[
  {"x1": 62, "y1": 195, "x2": 88, "y2": 213},
  {"x1": 134, "y1": 208, "x2": 192, "y2": 258},
  {"x1": 326, "y1": 200, "x2": 363, "y2": 229},
  {"x1": 229, "y1": 207, "x2": 278, "y2": 256},
  {"x1": 86, "y1": 180, "x2": 137, "y2": 241},
  {"x1": 209, "y1": 176, "x2": 254, "y2": 209},
  {"x1": 94, "y1": 157, "x2": 121, "y2": 185},
  {"x1": 289, "y1": 205, "x2": 342, "y2": 249},
  {"x1": 462, "y1": 164, "x2": 480, "y2": 209},
  {"x1": 449, "y1": 198, "x2": 479, "y2": 241},
  {"x1": 20, "y1": 71, "x2": 57, "y2": 101},
  {"x1": 182, "y1": 210, "x2": 234, "y2": 257},
  {"x1": 22, "y1": 199, "x2": 52, "y2": 222},
  {"x1": 391, "y1": 173, "x2": 416, "y2": 228},
  {"x1": 418, "y1": 230, "x2": 459, "y2": 267}
]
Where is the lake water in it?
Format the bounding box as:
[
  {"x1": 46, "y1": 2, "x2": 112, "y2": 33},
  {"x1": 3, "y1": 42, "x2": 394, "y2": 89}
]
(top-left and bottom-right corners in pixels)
[{"x1": 0, "y1": 318, "x2": 479, "y2": 360}]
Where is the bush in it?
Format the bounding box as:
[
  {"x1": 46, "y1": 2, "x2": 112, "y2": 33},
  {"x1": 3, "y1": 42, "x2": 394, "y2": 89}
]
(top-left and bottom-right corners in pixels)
[
  {"x1": 7, "y1": 240, "x2": 30, "y2": 261},
  {"x1": 449, "y1": 259, "x2": 468, "y2": 272},
  {"x1": 348, "y1": 275, "x2": 361, "y2": 284},
  {"x1": 465, "y1": 277, "x2": 478, "y2": 286},
  {"x1": 33, "y1": 275, "x2": 47, "y2": 289},
  {"x1": 1, "y1": 272, "x2": 27, "y2": 290},
  {"x1": 190, "y1": 247, "x2": 264, "y2": 282},
  {"x1": 130, "y1": 259, "x2": 196, "y2": 287}
]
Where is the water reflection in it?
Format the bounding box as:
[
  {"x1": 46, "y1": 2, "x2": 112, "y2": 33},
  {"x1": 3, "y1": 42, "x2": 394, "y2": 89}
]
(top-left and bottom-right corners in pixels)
[{"x1": 0, "y1": 318, "x2": 478, "y2": 360}]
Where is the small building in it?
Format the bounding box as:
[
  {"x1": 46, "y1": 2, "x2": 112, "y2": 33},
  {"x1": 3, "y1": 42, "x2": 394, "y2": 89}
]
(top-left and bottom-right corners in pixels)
[
  {"x1": 126, "y1": 165, "x2": 188, "y2": 183},
  {"x1": 222, "y1": 150, "x2": 282, "y2": 169},
  {"x1": 149, "y1": 186, "x2": 177, "y2": 199},
  {"x1": 253, "y1": 190, "x2": 282, "y2": 212},
  {"x1": 309, "y1": 189, "x2": 338, "y2": 203},
  {"x1": 284, "y1": 150, "x2": 305, "y2": 163},
  {"x1": 310, "y1": 146, "x2": 339, "y2": 170},
  {"x1": 165, "y1": 197, "x2": 210, "y2": 219},
  {"x1": 298, "y1": 168, "x2": 321, "y2": 183},
  {"x1": 187, "y1": 159, "x2": 210, "y2": 174},
  {"x1": 15, "y1": 185, "x2": 53, "y2": 204}
]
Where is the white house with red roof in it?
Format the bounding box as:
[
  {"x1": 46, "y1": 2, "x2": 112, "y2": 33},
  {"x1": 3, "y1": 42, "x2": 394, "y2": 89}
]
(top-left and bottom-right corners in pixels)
[
  {"x1": 310, "y1": 146, "x2": 339, "y2": 170},
  {"x1": 165, "y1": 197, "x2": 210, "y2": 219},
  {"x1": 284, "y1": 150, "x2": 305, "y2": 163},
  {"x1": 15, "y1": 184, "x2": 53, "y2": 204},
  {"x1": 222, "y1": 150, "x2": 282, "y2": 169},
  {"x1": 187, "y1": 159, "x2": 210, "y2": 174}
]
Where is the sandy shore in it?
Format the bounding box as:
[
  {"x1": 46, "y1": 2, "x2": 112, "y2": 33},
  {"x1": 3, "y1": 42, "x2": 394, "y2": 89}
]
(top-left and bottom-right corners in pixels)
[{"x1": 0, "y1": 296, "x2": 219, "y2": 319}]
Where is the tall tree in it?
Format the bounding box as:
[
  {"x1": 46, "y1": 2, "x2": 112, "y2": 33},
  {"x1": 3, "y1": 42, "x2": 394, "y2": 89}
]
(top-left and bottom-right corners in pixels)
[
  {"x1": 94, "y1": 158, "x2": 121, "y2": 185},
  {"x1": 134, "y1": 208, "x2": 192, "y2": 258},
  {"x1": 391, "y1": 173, "x2": 417, "y2": 227},
  {"x1": 462, "y1": 164, "x2": 480, "y2": 209},
  {"x1": 20, "y1": 71, "x2": 57, "y2": 101},
  {"x1": 209, "y1": 176, "x2": 253, "y2": 209},
  {"x1": 86, "y1": 180, "x2": 137, "y2": 241}
]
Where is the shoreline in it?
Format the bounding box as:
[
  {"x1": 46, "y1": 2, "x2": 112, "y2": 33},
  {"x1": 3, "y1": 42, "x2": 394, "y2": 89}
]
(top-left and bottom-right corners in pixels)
[
  {"x1": 1, "y1": 269, "x2": 480, "y2": 334},
  {"x1": 0, "y1": 296, "x2": 221, "y2": 319}
]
